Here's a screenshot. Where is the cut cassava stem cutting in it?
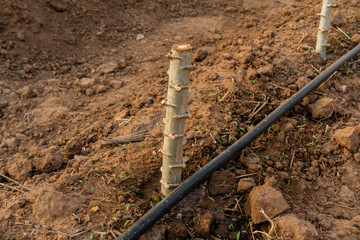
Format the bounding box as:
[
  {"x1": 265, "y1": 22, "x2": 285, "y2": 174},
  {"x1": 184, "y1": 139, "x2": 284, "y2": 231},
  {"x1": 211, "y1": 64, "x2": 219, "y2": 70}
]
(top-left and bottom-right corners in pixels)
[
  {"x1": 316, "y1": 0, "x2": 335, "y2": 60},
  {"x1": 160, "y1": 44, "x2": 195, "y2": 196}
]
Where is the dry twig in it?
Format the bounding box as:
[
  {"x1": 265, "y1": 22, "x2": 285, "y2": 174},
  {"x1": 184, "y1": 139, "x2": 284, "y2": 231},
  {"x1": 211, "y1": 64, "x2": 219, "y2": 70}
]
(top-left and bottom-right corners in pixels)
[
  {"x1": 0, "y1": 172, "x2": 30, "y2": 191},
  {"x1": 99, "y1": 131, "x2": 149, "y2": 146}
]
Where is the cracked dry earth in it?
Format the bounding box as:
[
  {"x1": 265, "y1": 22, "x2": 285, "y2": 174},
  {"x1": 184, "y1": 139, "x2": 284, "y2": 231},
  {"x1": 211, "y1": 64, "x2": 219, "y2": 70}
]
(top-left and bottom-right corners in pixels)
[{"x1": 0, "y1": 0, "x2": 360, "y2": 239}]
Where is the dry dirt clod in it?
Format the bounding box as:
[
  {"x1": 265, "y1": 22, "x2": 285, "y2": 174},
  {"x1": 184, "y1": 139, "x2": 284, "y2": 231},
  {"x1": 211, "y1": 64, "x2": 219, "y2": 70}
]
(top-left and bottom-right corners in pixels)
[
  {"x1": 237, "y1": 177, "x2": 256, "y2": 193},
  {"x1": 16, "y1": 31, "x2": 26, "y2": 41},
  {"x1": 332, "y1": 127, "x2": 359, "y2": 152},
  {"x1": 350, "y1": 33, "x2": 360, "y2": 43},
  {"x1": 339, "y1": 185, "x2": 356, "y2": 203},
  {"x1": 0, "y1": 100, "x2": 9, "y2": 109},
  {"x1": 17, "y1": 86, "x2": 34, "y2": 98},
  {"x1": 4, "y1": 137, "x2": 18, "y2": 148},
  {"x1": 167, "y1": 221, "x2": 189, "y2": 239},
  {"x1": 85, "y1": 88, "x2": 95, "y2": 96},
  {"x1": 7, "y1": 156, "x2": 33, "y2": 181},
  {"x1": 256, "y1": 64, "x2": 273, "y2": 75},
  {"x1": 34, "y1": 151, "x2": 64, "y2": 173},
  {"x1": 32, "y1": 186, "x2": 79, "y2": 226},
  {"x1": 139, "y1": 224, "x2": 166, "y2": 240},
  {"x1": 96, "y1": 61, "x2": 119, "y2": 74},
  {"x1": 207, "y1": 170, "x2": 236, "y2": 196},
  {"x1": 274, "y1": 214, "x2": 318, "y2": 240},
  {"x1": 136, "y1": 34, "x2": 145, "y2": 41},
  {"x1": 236, "y1": 51, "x2": 253, "y2": 64},
  {"x1": 193, "y1": 49, "x2": 208, "y2": 62},
  {"x1": 96, "y1": 85, "x2": 108, "y2": 94},
  {"x1": 296, "y1": 76, "x2": 310, "y2": 90},
  {"x1": 245, "y1": 184, "x2": 290, "y2": 224},
  {"x1": 109, "y1": 80, "x2": 124, "y2": 89},
  {"x1": 64, "y1": 138, "x2": 82, "y2": 159},
  {"x1": 48, "y1": 0, "x2": 67, "y2": 11},
  {"x1": 280, "y1": 122, "x2": 294, "y2": 132},
  {"x1": 79, "y1": 78, "x2": 95, "y2": 88},
  {"x1": 240, "y1": 153, "x2": 260, "y2": 167},
  {"x1": 307, "y1": 97, "x2": 334, "y2": 119},
  {"x1": 194, "y1": 213, "x2": 214, "y2": 237}
]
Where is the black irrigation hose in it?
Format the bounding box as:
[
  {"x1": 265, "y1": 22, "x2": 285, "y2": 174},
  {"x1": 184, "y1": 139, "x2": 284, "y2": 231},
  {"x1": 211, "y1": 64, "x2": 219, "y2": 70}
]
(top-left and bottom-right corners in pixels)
[{"x1": 118, "y1": 44, "x2": 360, "y2": 240}]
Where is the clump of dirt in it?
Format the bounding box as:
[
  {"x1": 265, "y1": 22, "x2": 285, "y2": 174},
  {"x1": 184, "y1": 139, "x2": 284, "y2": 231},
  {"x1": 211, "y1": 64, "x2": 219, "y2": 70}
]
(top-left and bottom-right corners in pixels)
[
  {"x1": 1, "y1": 0, "x2": 360, "y2": 239},
  {"x1": 31, "y1": 185, "x2": 79, "y2": 227}
]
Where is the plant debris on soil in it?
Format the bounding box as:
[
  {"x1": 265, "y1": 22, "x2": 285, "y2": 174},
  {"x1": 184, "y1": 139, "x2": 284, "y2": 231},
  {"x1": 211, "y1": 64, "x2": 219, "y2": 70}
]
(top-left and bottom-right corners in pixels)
[{"x1": 1, "y1": 0, "x2": 360, "y2": 239}]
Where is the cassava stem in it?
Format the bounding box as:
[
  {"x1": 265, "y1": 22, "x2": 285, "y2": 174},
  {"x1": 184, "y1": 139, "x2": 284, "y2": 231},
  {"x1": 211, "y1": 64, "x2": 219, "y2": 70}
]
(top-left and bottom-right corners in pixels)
[
  {"x1": 160, "y1": 44, "x2": 195, "y2": 196},
  {"x1": 316, "y1": 0, "x2": 335, "y2": 60}
]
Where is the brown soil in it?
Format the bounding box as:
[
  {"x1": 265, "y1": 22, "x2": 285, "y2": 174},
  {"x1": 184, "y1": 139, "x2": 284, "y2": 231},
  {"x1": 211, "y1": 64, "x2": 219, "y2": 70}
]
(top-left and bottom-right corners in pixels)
[{"x1": 1, "y1": 0, "x2": 360, "y2": 239}]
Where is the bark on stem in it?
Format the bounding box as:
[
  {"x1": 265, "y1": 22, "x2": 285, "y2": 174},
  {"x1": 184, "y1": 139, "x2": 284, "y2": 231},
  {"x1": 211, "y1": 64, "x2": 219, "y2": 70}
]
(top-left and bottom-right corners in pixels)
[
  {"x1": 161, "y1": 44, "x2": 195, "y2": 196},
  {"x1": 316, "y1": 0, "x2": 335, "y2": 60}
]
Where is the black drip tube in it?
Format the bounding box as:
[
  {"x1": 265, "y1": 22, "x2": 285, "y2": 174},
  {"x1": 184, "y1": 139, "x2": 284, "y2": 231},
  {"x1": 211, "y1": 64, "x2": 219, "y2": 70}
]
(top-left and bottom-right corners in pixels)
[{"x1": 119, "y1": 44, "x2": 360, "y2": 240}]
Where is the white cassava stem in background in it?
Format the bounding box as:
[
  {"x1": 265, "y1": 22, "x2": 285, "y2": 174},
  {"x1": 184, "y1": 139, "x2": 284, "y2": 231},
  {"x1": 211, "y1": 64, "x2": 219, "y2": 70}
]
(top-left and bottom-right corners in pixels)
[
  {"x1": 316, "y1": 0, "x2": 335, "y2": 60},
  {"x1": 160, "y1": 44, "x2": 195, "y2": 196}
]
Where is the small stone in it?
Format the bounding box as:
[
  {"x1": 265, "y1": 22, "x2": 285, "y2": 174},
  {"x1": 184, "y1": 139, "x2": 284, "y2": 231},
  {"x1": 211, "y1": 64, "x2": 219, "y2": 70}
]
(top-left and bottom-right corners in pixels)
[
  {"x1": 64, "y1": 138, "x2": 82, "y2": 159},
  {"x1": 307, "y1": 97, "x2": 333, "y2": 119},
  {"x1": 96, "y1": 85, "x2": 108, "y2": 94},
  {"x1": 167, "y1": 221, "x2": 189, "y2": 239},
  {"x1": 140, "y1": 225, "x2": 166, "y2": 240},
  {"x1": 16, "y1": 31, "x2": 26, "y2": 41},
  {"x1": 339, "y1": 185, "x2": 356, "y2": 203},
  {"x1": 136, "y1": 34, "x2": 145, "y2": 41},
  {"x1": 79, "y1": 78, "x2": 95, "y2": 88},
  {"x1": 194, "y1": 213, "x2": 214, "y2": 237},
  {"x1": 333, "y1": 127, "x2": 359, "y2": 152},
  {"x1": 207, "y1": 170, "x2": 236, "y2": 196},
  {"x1": 350, "y1": 34, "x2": 360, "y2": 43},
  {"x1": 237, "y1": 177, "x2": 256, "y2": 193},
  {"x1": 193, "y1": 49, "x2": 208, "y2": 62},
  {"x1": 109, "y1": 80, "x2": 124, "y2": 89},
  {"x1": 245, "y1": 185, "x2": 290, "y2": 224},
  {"x1": 85, "y1": 88, "x2": 94, "y2": 96},
  {"x1": 274, "y1": 214, "x2": 318, "y2": 240},
  {"x1": 257, "y1": 64, "x2": 273, "y2": 75}
]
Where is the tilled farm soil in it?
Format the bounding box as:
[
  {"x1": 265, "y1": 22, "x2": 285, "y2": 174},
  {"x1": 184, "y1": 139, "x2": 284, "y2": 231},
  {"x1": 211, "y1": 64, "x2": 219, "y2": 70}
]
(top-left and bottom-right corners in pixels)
[{"x1": 1, "y1": 0, "x2": 360, "y2": 239}]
